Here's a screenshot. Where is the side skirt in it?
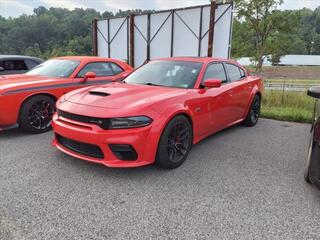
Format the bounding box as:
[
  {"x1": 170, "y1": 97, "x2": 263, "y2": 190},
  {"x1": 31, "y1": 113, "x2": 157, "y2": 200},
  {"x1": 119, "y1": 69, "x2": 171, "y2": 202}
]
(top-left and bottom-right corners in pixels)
[{"x1": 0, "y1": 123, "x2": 19, "y2": 132}]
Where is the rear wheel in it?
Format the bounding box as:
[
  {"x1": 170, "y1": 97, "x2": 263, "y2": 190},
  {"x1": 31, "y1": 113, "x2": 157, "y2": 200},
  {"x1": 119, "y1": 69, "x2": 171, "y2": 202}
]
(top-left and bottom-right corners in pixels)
[
  {"x1": 156, "y1": 115, "x2": 193, "y2": 169},
  {"x1": 19, "y1": 95, "x2": 56, "y2": 134},
  {"x1": 243, "y1": 94, "x2": 261, "y2": 127}
]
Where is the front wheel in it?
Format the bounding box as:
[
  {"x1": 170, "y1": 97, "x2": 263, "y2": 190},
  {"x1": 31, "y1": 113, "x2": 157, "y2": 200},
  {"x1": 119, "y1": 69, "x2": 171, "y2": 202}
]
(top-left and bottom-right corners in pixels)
[
  {"x1": 19, "y1": 95, "x2": 56, "y2": 134},
  {"x1": 156, "y1": 115, "x2": 193, "y2": 169},
  {"x1": 243, "y1": 94, "x2": 261, "y2": 127}
]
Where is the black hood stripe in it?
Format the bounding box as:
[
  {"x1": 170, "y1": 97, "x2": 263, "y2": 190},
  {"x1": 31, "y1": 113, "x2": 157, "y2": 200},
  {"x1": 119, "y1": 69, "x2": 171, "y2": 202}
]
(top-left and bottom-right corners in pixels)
[{"x1": 3, "y1": 80, "x2": 113, "y2": 95}]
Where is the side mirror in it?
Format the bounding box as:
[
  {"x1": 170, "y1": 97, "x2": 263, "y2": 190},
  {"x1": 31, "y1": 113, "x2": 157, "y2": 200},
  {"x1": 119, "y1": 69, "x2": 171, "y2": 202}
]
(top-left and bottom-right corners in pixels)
[
  {"x1": 203, "y1": 79, "x2": 222, "y2": 88},
  {"x1": 83, "y1": 71, "x2": 96, "y2": 82},
  {"x1": 308, "y1": 87, "x2": 320, "y2": 99},
  {"x1": 0, "y1": 67, "x2": 4, "y2": 72}
]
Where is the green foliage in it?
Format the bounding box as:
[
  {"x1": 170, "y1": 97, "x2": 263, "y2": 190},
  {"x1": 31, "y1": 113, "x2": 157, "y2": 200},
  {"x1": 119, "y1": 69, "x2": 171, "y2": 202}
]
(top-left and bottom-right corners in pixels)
[
  {"x1": 232, "y1": 3, "x2": 320, "y2": 67},
  {"x1": 0, "y1": 4, "x2": 319, "y2": 62},
  {"x1": 234, "y1": 0, "x2": 299, "y2": 71},
  {"x1": 0, "y1": 7, "x2": 151, "y2": 59}
]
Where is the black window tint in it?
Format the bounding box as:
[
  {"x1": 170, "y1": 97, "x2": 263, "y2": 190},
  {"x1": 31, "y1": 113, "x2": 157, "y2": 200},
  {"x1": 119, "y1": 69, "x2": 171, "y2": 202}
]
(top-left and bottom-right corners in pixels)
[
  {"x1": 77, "y1": 62, "x2": 114, "y2": 77},
  {"x1": 225, "y1": 64, "x2": 241, "y2": 82},
  {"x1": 24, "y1": 59, "x2": 39, "y2": 69},
  {"x1": 203, "y1": 63, "x2": 227, "y2": 83},
  {"x1": 109, "y1": 63, "x2": 123, "y2": 75},
  {"x1": 3, "y1": 60, "x2": 28, "y2": 71}
]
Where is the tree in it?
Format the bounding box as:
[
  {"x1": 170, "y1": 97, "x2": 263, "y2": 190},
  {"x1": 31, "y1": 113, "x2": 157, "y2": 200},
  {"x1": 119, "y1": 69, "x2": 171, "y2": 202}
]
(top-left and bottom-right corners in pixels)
[{"x1": 234, "y1": 0, "x2": 296, "y2": 71}]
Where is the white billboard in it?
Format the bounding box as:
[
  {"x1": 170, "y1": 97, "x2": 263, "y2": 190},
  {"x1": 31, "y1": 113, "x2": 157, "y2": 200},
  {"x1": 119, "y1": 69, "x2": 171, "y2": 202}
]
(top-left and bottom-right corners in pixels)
[{"x1": 93, "y1": 2, "x2": 233, "y2": 67}]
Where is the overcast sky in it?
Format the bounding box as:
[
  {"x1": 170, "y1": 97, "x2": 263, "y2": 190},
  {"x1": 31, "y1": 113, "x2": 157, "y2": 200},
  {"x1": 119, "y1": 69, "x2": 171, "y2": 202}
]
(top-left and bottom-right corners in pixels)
[{"x1": 0, "y1": 0, "x2": 319, "y2": 18}]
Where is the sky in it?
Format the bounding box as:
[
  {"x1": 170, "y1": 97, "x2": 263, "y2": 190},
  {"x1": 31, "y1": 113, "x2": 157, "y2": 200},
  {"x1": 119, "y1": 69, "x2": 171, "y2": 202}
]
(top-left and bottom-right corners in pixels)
[{"x1": 0, "y1": 0, "x2": 319, "y2": 18}]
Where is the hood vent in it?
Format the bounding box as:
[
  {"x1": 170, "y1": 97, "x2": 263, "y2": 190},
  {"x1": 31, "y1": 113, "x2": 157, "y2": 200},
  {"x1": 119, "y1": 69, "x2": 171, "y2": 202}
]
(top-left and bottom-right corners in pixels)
[{"x1": 88, "y1": 91, "x2": 110, "y2": 97}]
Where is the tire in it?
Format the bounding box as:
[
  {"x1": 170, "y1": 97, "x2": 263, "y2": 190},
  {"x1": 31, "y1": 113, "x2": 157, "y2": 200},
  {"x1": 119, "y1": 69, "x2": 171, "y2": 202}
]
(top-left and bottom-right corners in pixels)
[
  {"x1": 304, "y1": 133, "x2": 314, "y2": 183},
  {"x1": 19, "y1": 95, "x2": 56, "y2": 134},
  {"x1": 156, "y1": 115, "x2": 193, "y2": 169},
  {"x1": 243, "y1": 94, "x2": 261, "y2": 127}
]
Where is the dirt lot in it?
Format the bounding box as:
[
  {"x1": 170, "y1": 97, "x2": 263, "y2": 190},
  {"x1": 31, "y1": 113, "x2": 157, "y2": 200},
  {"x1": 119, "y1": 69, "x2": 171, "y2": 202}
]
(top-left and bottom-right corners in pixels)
[{"x1": 250, "y1": 66, "x2": 320, "y2": 80}]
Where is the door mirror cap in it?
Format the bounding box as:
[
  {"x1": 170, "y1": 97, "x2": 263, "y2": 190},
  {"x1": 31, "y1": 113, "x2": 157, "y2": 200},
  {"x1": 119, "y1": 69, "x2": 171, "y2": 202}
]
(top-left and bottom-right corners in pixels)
[
  {"x1": 204, "y1": 79, "x2": 222, "y2": 88},
  {"x1": 0, "y1": 67, "x2": 4, "y2": 72},
  {"x1": 83, "y1": 71, "x2": 96, "y2": 82},
  {"x1": 308, "y1": 87, "x2": 320, "y2": 99}
]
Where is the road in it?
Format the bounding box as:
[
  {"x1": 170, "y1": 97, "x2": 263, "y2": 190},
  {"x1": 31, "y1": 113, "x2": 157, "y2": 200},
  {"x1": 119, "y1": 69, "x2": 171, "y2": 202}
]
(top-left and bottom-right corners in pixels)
[{"x1": 1, "y1": 119, "x2": 320, "y2": 240}]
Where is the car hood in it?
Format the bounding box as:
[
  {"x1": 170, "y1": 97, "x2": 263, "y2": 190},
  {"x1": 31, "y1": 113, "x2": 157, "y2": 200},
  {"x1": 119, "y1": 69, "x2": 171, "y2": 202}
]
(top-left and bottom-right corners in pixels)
[
  {"x1": 0, "y1": 74, "x2": 61, "y2": 92},
  {"x1": 64, "y1": 82, "x2": 187, "y2": 110}
]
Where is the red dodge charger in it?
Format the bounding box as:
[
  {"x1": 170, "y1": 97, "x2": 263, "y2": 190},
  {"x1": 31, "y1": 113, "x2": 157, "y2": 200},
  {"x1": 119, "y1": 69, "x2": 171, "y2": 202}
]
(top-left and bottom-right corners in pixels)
[
  {"x1": 0, "y1": 56, "x2": 133, "y2": 133},
  {"x1": 52, "y1": 57, "x2": 263, "y2": 169}
]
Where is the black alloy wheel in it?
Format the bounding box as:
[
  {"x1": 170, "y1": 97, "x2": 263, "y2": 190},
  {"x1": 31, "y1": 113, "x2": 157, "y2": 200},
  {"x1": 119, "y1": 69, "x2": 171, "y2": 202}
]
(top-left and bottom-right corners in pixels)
[
  {"x1": 243, "y1": 95, "x2": 261, "y2": 127},
  {"x1": 20, "y1": 95, "x2": 56, "y2": 134},
  {"x1": 156, "y1": 115, "x2": 193, "y2": 169}
]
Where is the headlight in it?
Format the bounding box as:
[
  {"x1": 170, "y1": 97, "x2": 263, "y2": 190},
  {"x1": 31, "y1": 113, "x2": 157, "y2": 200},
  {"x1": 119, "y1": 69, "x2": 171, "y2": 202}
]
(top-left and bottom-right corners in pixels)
[{"x1": 106, "y1": 116, "x2": 152, "y2": 129}]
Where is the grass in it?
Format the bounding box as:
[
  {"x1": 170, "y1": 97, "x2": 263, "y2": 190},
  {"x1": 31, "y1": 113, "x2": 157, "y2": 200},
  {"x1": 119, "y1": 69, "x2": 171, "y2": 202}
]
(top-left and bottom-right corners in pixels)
[{"x1": 261, "y1": 89, "x2": 314, "y2": 123}]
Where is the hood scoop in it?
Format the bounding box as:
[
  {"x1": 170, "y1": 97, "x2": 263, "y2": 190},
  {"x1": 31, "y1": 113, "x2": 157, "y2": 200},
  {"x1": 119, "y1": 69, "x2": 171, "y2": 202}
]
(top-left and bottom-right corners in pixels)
[{"x1": 88, "y1": 91, "x2": 110, "y2": 97}]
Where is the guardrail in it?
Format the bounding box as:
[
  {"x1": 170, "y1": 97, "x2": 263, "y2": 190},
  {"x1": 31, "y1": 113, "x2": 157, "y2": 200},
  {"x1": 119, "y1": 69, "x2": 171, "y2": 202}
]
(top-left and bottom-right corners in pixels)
[{"x1": 264, "y1": 81, "x2": 320, "y2": 91}]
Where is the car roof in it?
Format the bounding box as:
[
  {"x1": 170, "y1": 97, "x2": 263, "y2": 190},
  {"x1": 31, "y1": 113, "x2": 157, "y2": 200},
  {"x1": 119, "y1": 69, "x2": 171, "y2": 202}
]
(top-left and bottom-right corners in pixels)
[
  {"x1": 154, "y1": 57, "x2": 238, "y2": 64},
  {"x1": 0, "y1": 55, "x2": 44, "y2": 62},
  {"x1": 53, "y1": 56, "x2": 124, "y2": 62}
]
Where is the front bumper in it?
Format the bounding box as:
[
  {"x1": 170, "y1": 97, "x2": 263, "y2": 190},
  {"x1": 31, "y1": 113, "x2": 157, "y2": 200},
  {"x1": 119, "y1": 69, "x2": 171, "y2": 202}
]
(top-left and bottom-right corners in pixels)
[{"x1": 52, "y1": 114, "x2": 159, "y2": 167}]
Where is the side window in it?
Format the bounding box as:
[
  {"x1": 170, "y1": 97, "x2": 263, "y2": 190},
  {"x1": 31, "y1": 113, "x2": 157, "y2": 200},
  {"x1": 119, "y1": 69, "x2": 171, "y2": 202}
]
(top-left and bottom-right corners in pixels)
[
  {"x1": 203, "y1": 63, "x2": 227, "y2": 83},
  {"x1": 239, "y1": 67, "x2": 246, "y2": 78},
  {"x1": 109, "y1": 63, "x2": 123, "y2": 75},
  {"x1": 77, "y1": 62, "x2": 114, "y2": 77},
  {"x1": 225, "y1": 63, "x2": 241, "y2": 82},
  {"x1": 24, "y1": 59, "x2": 39, "y2": 70},
  {"x1": 3, "y1": 60, "x2": 28, "y2": 71}
]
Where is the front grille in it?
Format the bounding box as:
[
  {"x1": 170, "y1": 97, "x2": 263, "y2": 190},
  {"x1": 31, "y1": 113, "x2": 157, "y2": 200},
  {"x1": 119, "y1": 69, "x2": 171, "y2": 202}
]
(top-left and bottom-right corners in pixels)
[
  {"x1": 58, "y1": 110, "x2": 109, "y2": 129},
  {"x1": 56, "y1": 134, "x2": 104, "y2": 159}
]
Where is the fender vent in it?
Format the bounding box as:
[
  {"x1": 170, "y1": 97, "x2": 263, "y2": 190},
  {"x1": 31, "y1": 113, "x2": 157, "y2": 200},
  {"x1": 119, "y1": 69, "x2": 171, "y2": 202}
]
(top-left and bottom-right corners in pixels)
[{"x1": 89, "y1": 91, "x2": 110, "y2": 97}]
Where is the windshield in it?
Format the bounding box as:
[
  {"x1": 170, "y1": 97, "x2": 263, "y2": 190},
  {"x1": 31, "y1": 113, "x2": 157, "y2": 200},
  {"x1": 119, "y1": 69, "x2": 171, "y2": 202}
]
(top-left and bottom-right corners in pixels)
[
  {"x1": 125, "y1": 60, "x2": 203, "y2": 89},
  {"x1": 26, "y1": 59, "x2": 80, "y2": 78}
]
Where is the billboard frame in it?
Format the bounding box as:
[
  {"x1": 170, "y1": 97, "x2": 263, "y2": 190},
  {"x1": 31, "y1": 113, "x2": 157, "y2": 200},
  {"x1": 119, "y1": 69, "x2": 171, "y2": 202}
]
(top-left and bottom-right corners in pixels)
[{"x1": 92, "y1": 1, "x2": 234, "y2": 67}]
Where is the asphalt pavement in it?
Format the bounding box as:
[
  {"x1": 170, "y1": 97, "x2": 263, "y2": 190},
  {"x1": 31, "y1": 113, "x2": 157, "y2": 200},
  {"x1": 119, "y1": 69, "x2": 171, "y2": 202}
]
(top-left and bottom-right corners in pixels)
[{"x1": 1, "y1": 119, "x2": 320, "y2": 240}]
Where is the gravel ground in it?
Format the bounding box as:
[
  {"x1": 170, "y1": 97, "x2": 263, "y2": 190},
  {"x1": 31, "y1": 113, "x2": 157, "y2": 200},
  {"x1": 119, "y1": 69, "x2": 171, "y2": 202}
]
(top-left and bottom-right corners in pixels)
[{"x1": 0, "y1": 118, "x2": 320, "y2": 240}]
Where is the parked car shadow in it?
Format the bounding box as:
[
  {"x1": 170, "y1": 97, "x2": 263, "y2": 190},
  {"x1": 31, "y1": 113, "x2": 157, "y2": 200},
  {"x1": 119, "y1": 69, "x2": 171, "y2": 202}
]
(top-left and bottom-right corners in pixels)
[
  {"x1": 52, "y1": 123, "x2": 244, "y2": 182},
  {"x1": 0, "y1": 128, "x2": 29, "y2": 139}
]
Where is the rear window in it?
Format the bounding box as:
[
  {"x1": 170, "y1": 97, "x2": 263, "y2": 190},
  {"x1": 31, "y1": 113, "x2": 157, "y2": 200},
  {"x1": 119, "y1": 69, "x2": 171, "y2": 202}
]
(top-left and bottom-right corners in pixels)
[
  {"x1": 110, "y1": 63, "x2": 124, "y2": 75},
  {"x1": 225, "y1": 63, "x2": 241, "y2": 82}
]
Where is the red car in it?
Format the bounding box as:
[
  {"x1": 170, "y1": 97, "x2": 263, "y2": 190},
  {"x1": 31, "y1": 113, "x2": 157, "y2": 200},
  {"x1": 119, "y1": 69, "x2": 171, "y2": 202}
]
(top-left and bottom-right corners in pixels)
[
  {"x1": 52, "y1": 57, "x2": 263, "y2": 169},
  {"x1": 0, "y1": 56, "x2": 133, "y2": 133}
]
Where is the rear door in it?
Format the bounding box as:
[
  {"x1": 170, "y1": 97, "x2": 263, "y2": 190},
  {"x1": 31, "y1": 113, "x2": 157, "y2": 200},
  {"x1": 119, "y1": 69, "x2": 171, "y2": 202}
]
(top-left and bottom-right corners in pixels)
[{"x1": 224, "y1": 63, "x2": 252, "y2": 123}]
